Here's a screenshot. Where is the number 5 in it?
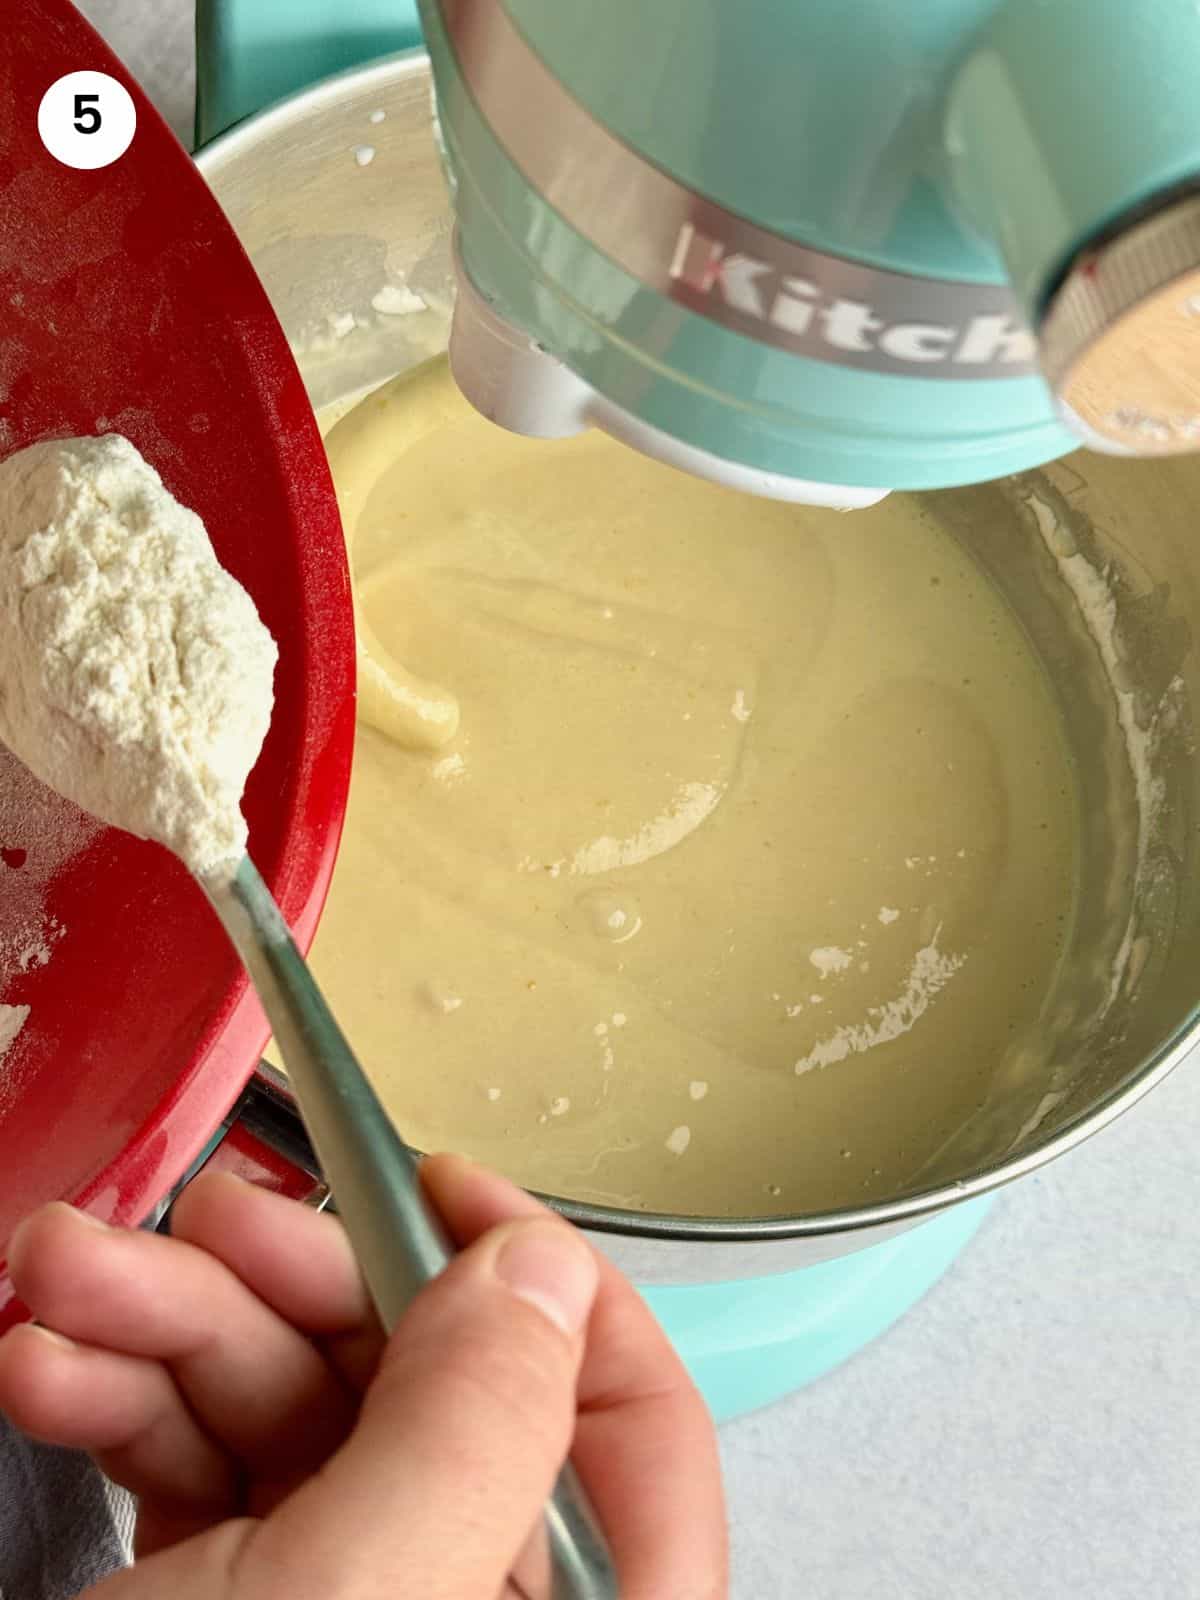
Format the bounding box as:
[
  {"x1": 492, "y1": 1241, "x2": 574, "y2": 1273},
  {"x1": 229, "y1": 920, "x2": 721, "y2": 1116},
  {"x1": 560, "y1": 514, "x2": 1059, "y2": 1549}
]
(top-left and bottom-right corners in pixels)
[{"x1": 73, "y1": 93, "x2": 102, "y2": 135}]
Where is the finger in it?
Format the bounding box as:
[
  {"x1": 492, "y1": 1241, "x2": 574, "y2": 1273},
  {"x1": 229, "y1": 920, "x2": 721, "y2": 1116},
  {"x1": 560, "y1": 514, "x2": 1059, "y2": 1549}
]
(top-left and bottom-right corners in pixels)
[
  {"x1": 423, "y1": 1154, "x2": 729, "y2": 1600},
  {"x1": 168, "y1": 1172, "x2": 370, "y2": 1332},
  {"x1": 169, "y1": 1173, "x2": 384, "y2": 1391},
  {"x1": 0, "y1": 1323, "x2": 237, "y2": 1553},
  {"x1": 6, "y1": 1201, "x2": 356, "y2": 1486},
  {"x1": 82, "y1": 1518, "x2": 506, "y2": 1600},
  {"x1": 77, "y1": 1520, "x2": 259, "y2": 1600},
  {"x1": 230, "y1": 1213, "x2": 600, "y2": 1600}
]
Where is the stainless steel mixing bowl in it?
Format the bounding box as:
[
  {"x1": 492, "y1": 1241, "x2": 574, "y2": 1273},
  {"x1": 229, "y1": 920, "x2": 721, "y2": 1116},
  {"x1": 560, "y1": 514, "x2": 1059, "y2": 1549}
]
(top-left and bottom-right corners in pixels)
[{"x1": 196, "y1": 52, "x2": 1200, "y2": 1283}]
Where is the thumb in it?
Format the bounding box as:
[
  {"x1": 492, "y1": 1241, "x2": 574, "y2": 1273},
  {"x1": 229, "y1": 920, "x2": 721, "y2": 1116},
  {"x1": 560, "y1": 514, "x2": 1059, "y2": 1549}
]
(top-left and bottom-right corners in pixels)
[{"x1": 249, "y1": 1214, "x2": 601, "y2": 1598}]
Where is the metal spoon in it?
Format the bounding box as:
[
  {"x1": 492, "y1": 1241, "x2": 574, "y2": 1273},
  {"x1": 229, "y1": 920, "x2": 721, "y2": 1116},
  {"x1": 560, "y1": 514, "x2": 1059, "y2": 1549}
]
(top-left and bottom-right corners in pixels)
[{"x1": 200, "y1": 854, "x2": 618, "y2": 1600}]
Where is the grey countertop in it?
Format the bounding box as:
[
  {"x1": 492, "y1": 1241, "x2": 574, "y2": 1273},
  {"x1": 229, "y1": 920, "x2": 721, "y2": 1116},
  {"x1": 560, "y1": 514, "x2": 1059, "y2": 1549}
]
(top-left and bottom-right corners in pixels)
[{"x1": 73, "y1": 3, "x2": 1200, "y2": 1593}]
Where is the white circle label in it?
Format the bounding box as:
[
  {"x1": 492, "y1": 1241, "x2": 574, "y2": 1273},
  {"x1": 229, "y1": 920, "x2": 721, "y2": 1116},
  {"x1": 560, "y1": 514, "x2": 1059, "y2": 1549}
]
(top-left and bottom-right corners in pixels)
[{"x1": 38, "y1": 71, "x2": 136, "y2": 171}]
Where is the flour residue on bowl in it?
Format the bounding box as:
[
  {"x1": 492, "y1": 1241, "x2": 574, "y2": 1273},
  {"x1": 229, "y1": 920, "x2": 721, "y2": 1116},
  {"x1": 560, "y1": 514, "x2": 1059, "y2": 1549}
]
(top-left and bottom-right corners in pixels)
[
  {"x1": 795, "y1": 934, "x2": 966, "y2": 1076},
  {"x1": 1024, "y1": 488, "x2": 1176, "y2": 1012},
  {"x1": 520, "y1": 780, "x2": 726, "y2": 877},
  {"x1": 809, "y1": 945, "x2": 853, "y2": 978},
  {"x1": 0, "y1": 742, "x2": 99, "y2": 1080},
  {"x1": 0, "y1": 1004, "x2": 28, "y2": 1066},
  {"x1": 372, "y1": 283, "x2": 426, "y2": 317}
]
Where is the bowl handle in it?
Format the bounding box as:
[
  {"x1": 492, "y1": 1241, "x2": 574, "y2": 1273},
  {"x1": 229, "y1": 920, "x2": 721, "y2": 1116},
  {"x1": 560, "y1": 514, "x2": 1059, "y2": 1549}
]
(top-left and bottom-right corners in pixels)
[{"x1": 195, "y1": 0, "x2": 423, "y2": 147}]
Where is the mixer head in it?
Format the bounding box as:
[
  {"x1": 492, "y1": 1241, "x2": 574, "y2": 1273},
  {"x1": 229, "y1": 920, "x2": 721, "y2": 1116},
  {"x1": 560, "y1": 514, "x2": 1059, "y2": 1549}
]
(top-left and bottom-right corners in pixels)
[{"x1": 418, "y1": 0, "x2": 1200, "y2": 506}]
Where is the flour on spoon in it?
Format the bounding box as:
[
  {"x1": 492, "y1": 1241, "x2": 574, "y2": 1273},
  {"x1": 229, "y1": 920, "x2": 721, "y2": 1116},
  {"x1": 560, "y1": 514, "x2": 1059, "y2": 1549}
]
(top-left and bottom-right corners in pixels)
[{"x1": 0, "y1": 434, "x2": 277, "y2": 874}]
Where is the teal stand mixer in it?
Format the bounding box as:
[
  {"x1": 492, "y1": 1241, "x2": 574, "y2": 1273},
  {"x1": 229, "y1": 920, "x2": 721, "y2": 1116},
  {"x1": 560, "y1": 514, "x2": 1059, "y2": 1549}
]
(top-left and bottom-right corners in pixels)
[{"x1": 195, "y1": 0, "x2": 1200, "y2": 1417}]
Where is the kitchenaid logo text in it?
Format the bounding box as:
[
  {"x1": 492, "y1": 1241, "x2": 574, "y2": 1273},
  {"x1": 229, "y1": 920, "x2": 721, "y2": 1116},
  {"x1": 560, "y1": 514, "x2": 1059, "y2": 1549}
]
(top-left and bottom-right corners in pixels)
[{"x1": 668, "y1": 222, "x2": 1037, "y2": 374}]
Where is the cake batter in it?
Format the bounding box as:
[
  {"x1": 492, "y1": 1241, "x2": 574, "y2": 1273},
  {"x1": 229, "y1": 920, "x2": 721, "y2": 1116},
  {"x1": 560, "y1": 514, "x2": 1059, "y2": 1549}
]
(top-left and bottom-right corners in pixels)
[{"x1": 306, "y1": 359, "x2": 1079, "y2": 1216}]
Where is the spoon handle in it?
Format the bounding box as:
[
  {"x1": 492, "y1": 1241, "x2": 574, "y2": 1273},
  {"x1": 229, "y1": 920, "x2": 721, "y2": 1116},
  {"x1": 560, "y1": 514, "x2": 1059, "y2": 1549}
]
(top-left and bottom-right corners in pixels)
[{"x1": 201, "y1": 855, "x2": 619, "y2": 1600}]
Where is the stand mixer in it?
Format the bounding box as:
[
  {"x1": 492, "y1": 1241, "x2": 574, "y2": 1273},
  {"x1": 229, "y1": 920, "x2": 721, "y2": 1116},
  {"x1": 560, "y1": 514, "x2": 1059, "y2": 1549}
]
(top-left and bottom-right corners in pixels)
[
  {"x1": 415, "y1": 0, "x2": 1200, "y2": 504},
  {"x1": 142, "y1": 0, "x2": 1200, "y2": 1415}
]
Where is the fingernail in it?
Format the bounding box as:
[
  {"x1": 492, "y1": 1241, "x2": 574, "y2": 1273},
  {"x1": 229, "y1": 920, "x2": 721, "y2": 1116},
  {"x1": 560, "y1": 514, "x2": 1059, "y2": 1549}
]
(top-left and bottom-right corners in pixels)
[
  {"x1": 6, "y1": 1205, "x2": 105, "y2": 1274},
  {"x1": 30, "y1": 1326, "x2": 75, "y2": 1353},
  {"x1": 65, "y1": 1207, "x2": 108, "y2": 1231},
  {"x1": 494, "y1": 1222, "x2": 598, "y2": 1338}
]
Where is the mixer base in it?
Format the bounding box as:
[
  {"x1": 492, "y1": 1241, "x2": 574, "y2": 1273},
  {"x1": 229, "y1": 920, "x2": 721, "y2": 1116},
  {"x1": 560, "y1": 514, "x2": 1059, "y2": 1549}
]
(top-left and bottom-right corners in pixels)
[{"x1": 643, "y1": 1198, "x2": 994, "y2": 1422}]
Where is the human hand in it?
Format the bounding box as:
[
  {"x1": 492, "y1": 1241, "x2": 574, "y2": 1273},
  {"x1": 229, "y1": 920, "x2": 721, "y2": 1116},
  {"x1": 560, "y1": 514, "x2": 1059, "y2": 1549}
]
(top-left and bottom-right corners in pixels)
[{"x1": 0, "y1": 1155, "x2": 726, "y2": 1598}]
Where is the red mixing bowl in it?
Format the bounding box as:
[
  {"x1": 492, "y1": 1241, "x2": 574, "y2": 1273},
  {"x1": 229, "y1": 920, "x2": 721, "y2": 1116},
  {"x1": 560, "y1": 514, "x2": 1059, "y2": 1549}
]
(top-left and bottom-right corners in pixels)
[{"x1": 0, "y1": 2, "x2": 356, "y2": 1328}]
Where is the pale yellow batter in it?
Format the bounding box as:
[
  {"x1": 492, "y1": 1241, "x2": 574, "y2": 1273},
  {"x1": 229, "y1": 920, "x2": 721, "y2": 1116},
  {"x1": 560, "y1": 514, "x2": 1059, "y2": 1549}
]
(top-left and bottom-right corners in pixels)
[{"x1": 303, "y1": 359, "x2": 1079, "y2": 1217}]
